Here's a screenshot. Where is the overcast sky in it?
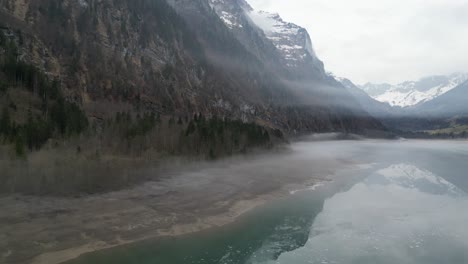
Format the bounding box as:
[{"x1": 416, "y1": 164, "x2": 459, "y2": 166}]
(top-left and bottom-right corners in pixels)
[{"x1": 248, "y1": 0, "x2": 468, "y2": 84}]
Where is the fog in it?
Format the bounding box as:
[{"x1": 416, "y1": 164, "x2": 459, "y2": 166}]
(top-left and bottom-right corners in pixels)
[
  {"x1": 3, "y1": 137, "x2": 468, "y2": 264},
  {"x1": 49, "y1": 138, "x2": 468, "y2": 264},
  {"x1": 282, "y1": 78, "x2": 367, "y2": 110},
  {"x1": 248, "y1": 0, "x2": 468, "y2": 84},
  {"x1": 203, "y1": 44, "x2": 374, "y2": 116}
]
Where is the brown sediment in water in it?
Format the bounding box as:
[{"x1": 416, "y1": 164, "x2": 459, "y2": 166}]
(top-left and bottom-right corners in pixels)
[
  {"x1": 29, "y1": 194, "x2": 281, "y2": 264},
  {"x1": 0, "y1": 147, "x2": 355, "y2": 264}
]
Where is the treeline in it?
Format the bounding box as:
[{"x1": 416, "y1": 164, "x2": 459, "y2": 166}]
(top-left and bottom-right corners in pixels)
[
  {"x1": 113, "y1": 111, "x2": 161, "y2": 139},
  {"x1": 397, "y1": 130, "x2": 468, "y2": 139},
  {"x1": 0, "y1": 110, "x2": 279, "y2": 195},
  {"x1": 0, "y1": 30, "x2": 88, "y2": 156},
  {"x1": 0, "y1": 28, "x2": 278, "y2": 161},
  {"x1": 184, "y1": 114, "x2": 272, "y2": 158},
  {"x1": 98, "y1": 112, "x2": 275, "y2": 160},
  {"x1": 0, "y1": 30, "x2": 275, "y2": 160}
]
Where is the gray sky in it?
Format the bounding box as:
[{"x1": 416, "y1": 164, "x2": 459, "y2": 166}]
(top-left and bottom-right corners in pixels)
[{"x1": 248, "y1": 0, "x2": 468, "y2": 84}]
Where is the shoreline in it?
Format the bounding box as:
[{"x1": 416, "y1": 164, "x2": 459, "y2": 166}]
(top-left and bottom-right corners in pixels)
[
  {"x1": 29, "y1": 198, "x2": 266, "y2": 264},
  {"x1": 30, "y1": 179, "x2": 322, "y2": 264},
  {"x1": 1, "y1": 139, "x2": 367, "y2": 264},
  {"x1": 2, "y1": 139, "x2": 463, "y2": 264}
]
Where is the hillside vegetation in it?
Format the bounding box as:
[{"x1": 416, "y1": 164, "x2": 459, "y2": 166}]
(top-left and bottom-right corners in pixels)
[{"x1": 0, "y1": 0, "x2": 384, "y2": 195}]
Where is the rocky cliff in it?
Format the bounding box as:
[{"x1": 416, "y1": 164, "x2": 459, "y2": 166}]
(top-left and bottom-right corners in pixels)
[{"x1": 0, "y1": 0, "x2": 385, "y2": 137}]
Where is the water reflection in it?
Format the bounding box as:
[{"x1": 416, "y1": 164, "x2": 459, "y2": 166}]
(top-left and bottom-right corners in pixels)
[
  {"x1": 65, "y1": 141, "x2": 468, "y2": 264},
  {"x1": 271, "y1": 163, "x2": 468, "y2": 264},
  {"x1": 66, "y1": 182, "x2": 330, "y2": 264},
  {"x1": 373, "y1": 164, "x2": 463, "y2": 196}
]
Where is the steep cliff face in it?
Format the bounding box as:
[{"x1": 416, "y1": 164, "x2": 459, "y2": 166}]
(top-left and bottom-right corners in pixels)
[
  {"x1": 245, "y1": 9, "x2": 326, "y2": 78},
  {"x1": 207, "y1": 0, "x2": 326, "y2": 80},
  {"x1": 3, "y1": 0, "x2": 286, "y2": 118},
  {"x1": 203, "y1": 0, "x2": 382, "y2": 121},
  {"x1": 0, "y1": 0, "x2": 384, "y2": 135},
  {"x1": 1, "y1": 0, "x2": 206, "y2": 114}
]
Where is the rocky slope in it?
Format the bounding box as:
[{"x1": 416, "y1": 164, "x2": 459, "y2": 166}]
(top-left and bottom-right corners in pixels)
[
  {"x1": 0, "y1": 0, "x2": 384, "y2": 141},
  {"x1": 197, "y1": 0, "x2": 384, "y2": 128},
  {"x1": 338, "y1": 77, "x2": 396, "y2": 118},
  {"x1": 414, "y1": 80, "x2": 468, "y2": 117},
  {"x1": 207, "y1": 0, "x2": 326, "y2": 80},
  {"x1": 359, "y1": 73, "x2": 468, "y2": 107}
]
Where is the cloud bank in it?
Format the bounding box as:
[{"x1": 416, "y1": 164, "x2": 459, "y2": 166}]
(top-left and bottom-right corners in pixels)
[{"x1": 248, "y1": 0, "x2": 468, "y2": 84}]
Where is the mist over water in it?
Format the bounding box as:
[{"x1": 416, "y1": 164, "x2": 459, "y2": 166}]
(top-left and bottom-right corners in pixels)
[
  {"x1": 267, "y1": 163, "x2": 468, "y2": 264},
  {"x1": 67, "y1": 139, "x2": 468, "y2": 264}
]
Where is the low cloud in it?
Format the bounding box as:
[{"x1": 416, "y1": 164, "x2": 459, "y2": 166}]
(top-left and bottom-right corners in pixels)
[{"x1": 248, "y1": 0, "x2": 468, "y2": 84}]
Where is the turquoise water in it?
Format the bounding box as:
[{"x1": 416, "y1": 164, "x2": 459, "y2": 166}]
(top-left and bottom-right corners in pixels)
[{"x1": 67, "y1": 140, "x2": 468, "y2": 264}]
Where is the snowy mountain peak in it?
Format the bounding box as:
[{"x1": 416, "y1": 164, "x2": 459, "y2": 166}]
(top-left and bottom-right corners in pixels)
[
  {"x1": 208, "y1": 0, "x2": 321, "y2": 69},
  {"x1": 208, "y1": 0, "x2": 247, "y2": 29},
  {"x1": 246, "y1": 9, "x2": 318, "y2": 64},
  {"x1": 359, "y1": 73, "x2": 468, "y2": 107}
]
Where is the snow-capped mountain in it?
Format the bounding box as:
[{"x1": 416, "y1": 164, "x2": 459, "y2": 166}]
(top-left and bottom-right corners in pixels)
[
  {"x1": 208, "y1": 0, "x2": 249, "y2": 29},
  {"x1": 415, "y1": 79, "x2": 468, "y2": 117},
  {"x1": 335, "y1": 76, "x2": 396, "y2": 118},
  {"x1": 246, "y1": 10, "x2": 320, "y2": 68},
  {"x1": 359, "y1": 73, "x2": 468, "y2": 108},
  {"x1": 166, "y1": 0, "x2": 386, "y2": 132},
  {"x1": 208, "y1": 0, "x2": 325, "y2": 78}
]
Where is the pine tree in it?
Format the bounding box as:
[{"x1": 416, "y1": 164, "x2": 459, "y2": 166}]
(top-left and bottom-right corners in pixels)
[
  {"x1": 0, "y1": 108, "x2": 11, "y2": 137},
  {"x1": 14, "y1": 135, "x2": 25, "y2": 158}
]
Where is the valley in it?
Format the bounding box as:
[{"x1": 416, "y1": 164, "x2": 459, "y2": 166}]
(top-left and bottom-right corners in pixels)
[{"x1": 0, "y1": 1, "x2": 467, "y2": 264}]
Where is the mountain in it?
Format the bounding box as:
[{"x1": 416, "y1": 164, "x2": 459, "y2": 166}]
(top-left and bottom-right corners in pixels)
[
  {"x1": 414, "y1": 80, "x2": 468, "y2": 117},
  {"x1": 337, "y1": 77, "x2": 396, "y2": 118},
  {"x1": 206, "y1": 0, "x2": 326, "y2": 80},
  {"x1": 196, "y1": 0, "x2": 384, "y2": 118},
  {"x1": 337, "y1": 76, "x2": 451, "y2": 133},
  {"x1": 0, "y1": 0, "x2": 386, "y2": 162},
  {"x1": 359, "y1": 73, "x2": 468, "y2": 108},
  {"x1": 244, "y1": 6, "x2": 326, "y2": 78}
]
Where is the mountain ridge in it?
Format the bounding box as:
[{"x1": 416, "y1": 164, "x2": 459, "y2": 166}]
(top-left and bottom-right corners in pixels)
[
  {"x1": 206, "y1": 0, "x2": 326, "y2": 81},
  {"x1": 0, "y1": 0, "x2": 386, "y2": 164},
  {"x1": 414, "y1": 80, "x2": 468, "y2": 117},
  {"x1": 359, "y1": 73, "x2": 468, "y2": 108}
]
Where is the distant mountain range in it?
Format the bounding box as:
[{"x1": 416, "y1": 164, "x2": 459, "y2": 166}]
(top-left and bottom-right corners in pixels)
[
  {"x1": 338, "y1": 75, "x2": 468, "y2": 134},
  {"x1": 2, "y1": 0, "x2": 466, "y2": 143},
  {"x1": 415, "y1": 80, "x2": 468, "y2": 117},
  {"x1": 358, "y1": 73, "x2": 468, "y2": 107},
  {"x1": 337, "y1": 77, "x2": 396, "y2": 118}
]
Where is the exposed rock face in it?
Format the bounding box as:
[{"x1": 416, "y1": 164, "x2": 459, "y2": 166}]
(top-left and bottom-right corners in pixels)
[
  {"x1": 208, "y1": 0, "x2": 326, "y2": 80},
  {"x1": 0, "y1": 0, "x2": 385, "y2": 134},
  {"x1": 245, "y1": 10, "x2": 325, "y2": 75}
]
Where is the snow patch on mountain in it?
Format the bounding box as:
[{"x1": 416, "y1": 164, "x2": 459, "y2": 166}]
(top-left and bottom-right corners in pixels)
[
  {"x1": 246, "y1": 10, "x2": 317, "y2": 64},
  {"x1": 247, "y1": 11, "x2": 284, "y2": 33},
  {"x1": 219, "y1": 11, "x2": 243, "y2": 28},
  {"x1": 208, "y1": 0, "x2": 320, "y2": 68},
  {"x1": 208, "y1": 0, "x2": 244, "y2": 29},
  {"x1": 359, "y1": 73, "x2": 468, "y2": 107},
  {"x1": 247, "y1": 11, "x2": 300, "y2": 36}
]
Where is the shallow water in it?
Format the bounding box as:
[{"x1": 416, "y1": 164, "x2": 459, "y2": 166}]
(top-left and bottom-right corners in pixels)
[{"x1": 67, "y1": 140, "x2": 468, "y2": 264}]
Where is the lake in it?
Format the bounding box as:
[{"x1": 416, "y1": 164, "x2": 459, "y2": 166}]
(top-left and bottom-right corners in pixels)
[{"x1": 66, "y1": 140, "x2": 468, "y2": 264}]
